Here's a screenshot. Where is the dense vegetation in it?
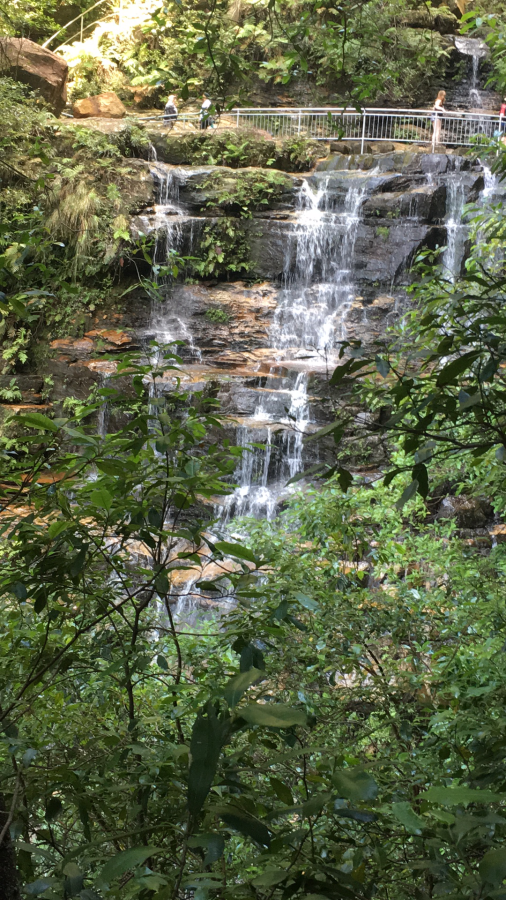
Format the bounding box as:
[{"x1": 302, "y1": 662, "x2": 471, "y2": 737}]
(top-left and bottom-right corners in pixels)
[
  {"x1": 0, "y1": 0, "x2": 477, "y2": 108},
  {"x1": 4, "y1": 1, "x2": 506, "y2": 899}
]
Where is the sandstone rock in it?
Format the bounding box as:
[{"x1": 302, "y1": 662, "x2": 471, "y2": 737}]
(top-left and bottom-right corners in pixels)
[
  {"x1": 330, "y1": 141, "x2": 353, "y2": 155},
  {"x1": 0, "y1": 37, "x2": 68, "y2": 114},
  {"x1": 490, "y1": 524, "x2": 506, "y2": 544},
  {"x1": 72, "y1": 91, "x2": 126, "y2": 119},
  {"x1": 370, "y1": 142, "x2": 396, "y2": 154}
]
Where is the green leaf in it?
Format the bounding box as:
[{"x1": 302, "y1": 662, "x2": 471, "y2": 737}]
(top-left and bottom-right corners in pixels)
[
  {"x1": 11, "y1": 581, "x2": 27, "y2": 600},
  {"x1": 95, "y1": 459, "x2": 125, "y2": 477},
  {"x1": 333, "y1": 769, "x2": 378, "y2": 802},
  {"x1": 156, "y1": 655, "x2": 169, "y2": 671},
  {"x1": 294, "y1": 592, "x2": 319, "y2": 611},
  {"x1": 423, "y1": 786, "x2": 504, "y2": 806},
  {"x1": 336, "y1": 467, "x2": 353, "y2": 492},
  {"x1": 223, "y1": 668, "x2": 265, "y2": 708},
  {"x1": 221, "y1": 810, "x2": 271, "y2": 846},
  {"x1": 412, "y1": 463, "x2": 428, "y2": 499},
  {"x1": 25, "y1": 879, "x2": 56, "y2": 896},
  {"x1": 391, "y1": 801, "x2": 425, "y2": 834},
  {"x1": 188, "y1": 833, "x2": 225, "y2": 866},
  {"x1": 90, "y1": 489, "x2": 112, "y2": 511},
  {"x1": 22, "y1": 748, "x2": 37, "y2": 768},
  {"x1": 251, "y1": 868, "x2": 288, "y2": 887},
  {"x1": 214, "y1": 541, "x2": 256, "y2": 564},
  {"x1": 436, "y1": 351, "x2": 480, "y2": 387},
  {"x1": 16, "y1": 412, "x2": 58, "y2": 433},
  {"x1": 302, "y1": 792, "x2": 331, "y2": 816},
  {"x1": 375, "y1": 355, "x2": 390, "y2": 378},
  {"x1": 188, "y1": 708, "x2": 227, "y2": 815},
  {"x1": 269, "y1": 777, "x2": 293, "y2": 805},
  {"x1": 240, "y1": 703, "x2": 307, "y2": 728},
  {"x1": 480, "y1": 848, "x2": 506, "y2": 885},
  {"x1": 98, "y1": 847, "x2": 159, "y2": 885},
  {"x1": 396, "y1": 479, "x2": 418, "y2": 510}
]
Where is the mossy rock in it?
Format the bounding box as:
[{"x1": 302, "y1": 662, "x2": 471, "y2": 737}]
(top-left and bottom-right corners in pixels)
[
  {"x1": 182, "y1": 167, "x2": 297, "y2": 215},
  {"x1": 146, "y1": 127, "x2": 324, "y2": 173}
]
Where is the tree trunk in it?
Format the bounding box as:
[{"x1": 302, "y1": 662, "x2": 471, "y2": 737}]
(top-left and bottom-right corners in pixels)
[{"x1": 0, "y1": 793, "x2": 21, "y2": 900}]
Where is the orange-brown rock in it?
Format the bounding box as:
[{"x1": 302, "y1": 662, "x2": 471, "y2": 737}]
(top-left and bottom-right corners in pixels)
[
  {"x1": 50, "y1": 337, "x2": 94, "y2": 357},
  {"x1": 85, "y1": 329, "x2": 132, "y2": 346},
  {"x1": 72, "y1": 91, "x2": 126, "y2": 119},
  {"x1": 0, "y1": 37, "x2": 68, "y2": 114}
]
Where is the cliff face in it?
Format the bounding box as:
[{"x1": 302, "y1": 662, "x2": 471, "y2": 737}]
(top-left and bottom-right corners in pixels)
[{"x1": 15, "y1": 140, "x2": 496, "y2": 520}]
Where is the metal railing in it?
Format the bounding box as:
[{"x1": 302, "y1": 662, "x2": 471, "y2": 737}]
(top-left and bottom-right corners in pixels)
[
  {"x1": 135, "y1": 106, "x2": 503, "y2": 150},
  {"x1": 42, "y1": 0, "x2": 117, "y2": 49},
  {"x1": 230, "y1": 107, "x2": 503, "y2": 149}
]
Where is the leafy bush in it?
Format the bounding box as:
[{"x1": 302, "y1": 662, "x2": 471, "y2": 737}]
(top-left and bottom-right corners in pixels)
[{"x1": 205, "y1": 306, "x2": 230, "y2": 323}]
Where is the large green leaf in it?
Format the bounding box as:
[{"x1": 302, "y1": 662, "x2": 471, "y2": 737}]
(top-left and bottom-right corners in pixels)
[
  {"x1": 223, "y1": 668, "x2": 265, "y2": 708},
  {"x1": 188, "y1": 708, "x2": 227, "y2": 815},
  {"x1": 251, "y1": 868, "x2": 288, "y2": 887},
  {"x1": 221, "y1": 809, "x2": 271, "y2": 847},
  {"x1": 214, "y1": 540, "x2": 257, "y2": 564},
  {"x1": 98, "y1": 847, "x2": 159, "y2": 885},
  {"x1": 435, "y1": 351, "x2": 480, "y2": 386},
  {"x1": 240, "y1": 703, "x2": 307, "y2": 728},
  {"x1": 16, "y1": 412, "x2": 58, "y2": 433},
  {"x1": 479, "y1": 847, "x2": 506, "y2": 885},
  {"x1": 333, "y1": 769, "x2": 378, "y2": 803},
  {"x1": 391, "y1": 801, "x2": 425, "y2": 835},
  {"x1": 423, "y1": 786, "x2": 504, "y2": 806}
]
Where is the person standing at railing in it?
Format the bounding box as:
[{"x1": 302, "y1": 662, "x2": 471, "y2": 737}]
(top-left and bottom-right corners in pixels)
[
  {"x1": 432, "y1": 90, "x2": 446, "y2": 147},
  {"x1": 200, "y1": 94, "x2": 213, "y2": 130},
  {"x1": 499, "y1": 97, "x2": 506, "y2": 142},
  {"x1": 163, "y1": 94, "x2": 178, "y2": 126}
]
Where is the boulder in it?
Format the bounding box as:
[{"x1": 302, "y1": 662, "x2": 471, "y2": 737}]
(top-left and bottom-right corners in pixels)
[
  {"x1": 0, "y1": 37, "x2": 68, "y2": 115},
  {"x1": 437, "y1": 495, "x2": 494, "y2": 529},
  {"x1": 72, "y1": 91, "x2": 126, "y2": 119}
]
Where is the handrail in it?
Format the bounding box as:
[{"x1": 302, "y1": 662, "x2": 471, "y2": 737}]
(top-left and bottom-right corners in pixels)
[
  {"x1": 129, "y1": 106, "x2": 503, "y2": 151},
  {"x1": 42, "y1": 0, "x2": 112, "y2": 48},
  {"x1": 55, "y1": 12, "x2": 118, "y2": 49}
]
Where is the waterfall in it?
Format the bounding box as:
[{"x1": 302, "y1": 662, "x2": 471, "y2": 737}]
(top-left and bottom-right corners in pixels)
[
  {"x1": 273, "y1": 177, "x2": 367, "y2": 355},
  {"x1": 443, "y1": 165, "x2": 467, "y2": 280},
  {"x1": 453, "y1": 37, "x2": 490, "y2": 110},
  {"x1": 220, "y1": 173, "x2": 370, "y2": 522}
]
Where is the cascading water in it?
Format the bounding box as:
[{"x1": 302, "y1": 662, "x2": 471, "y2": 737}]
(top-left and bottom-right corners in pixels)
[
  {"x1": 272, "y1": 178, "x2": 367, "y2": 354},
  {"x1": 220, "y1": 172, "x2": 371, "y2": 521},
  {"x1": 453, "y1": 37, "x2": 491, "y2": 111},
  {"x1": 443, "y1": 161, "x2": 467, "y2": 280},
  {"x1": 136, "y1": 164, "x2": 204, "y2": 358}
]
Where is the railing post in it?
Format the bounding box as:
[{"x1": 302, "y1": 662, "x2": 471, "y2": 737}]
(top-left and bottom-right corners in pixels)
[
  {"x1": 298, "y1": 109, "x2": 301, "y2": 135},
  {"x1": 236, "y1": 109, "x2": 240, "y2": 128},
  {"x1": 80, "y1": 14, "x2": 83, "y2": 41},
  {"x1": 360, "y1": 109, "x2": 366, "y2": 154}
]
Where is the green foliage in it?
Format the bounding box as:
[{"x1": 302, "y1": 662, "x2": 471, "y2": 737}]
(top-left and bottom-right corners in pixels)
[
  {"x1": 205, "y1": 306, "x2": 230, "y2": 323},
  {"x1": 199, "y1": 167, "x2": 292, "y2": 217},
  {"x1": 192, "y1": 218, "x2": 252, "y2": 278}
]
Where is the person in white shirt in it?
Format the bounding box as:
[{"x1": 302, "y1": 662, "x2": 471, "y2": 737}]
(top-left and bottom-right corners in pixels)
[
  {"x1": 199, "y1": 94, "x2": 213, "y2": 130},
  {"x1": 163, "y1": 94, "x2": 178, "y2": 126}
]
